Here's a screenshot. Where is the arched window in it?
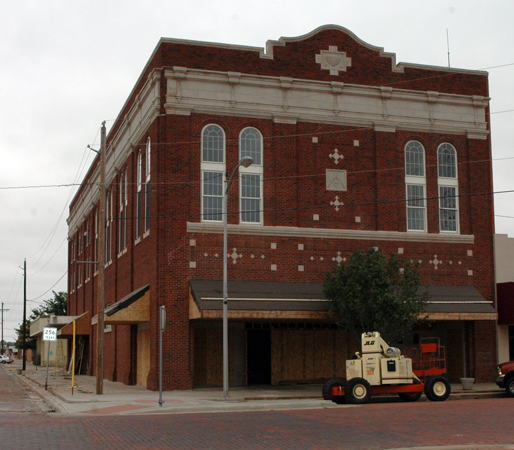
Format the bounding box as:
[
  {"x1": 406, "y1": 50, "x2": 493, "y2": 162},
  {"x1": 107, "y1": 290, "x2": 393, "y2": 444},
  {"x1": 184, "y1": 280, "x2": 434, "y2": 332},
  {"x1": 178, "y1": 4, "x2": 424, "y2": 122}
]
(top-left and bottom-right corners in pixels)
[
  {"x1": 119, "y1": 171, "x2": 127, "y2": 253},
  {"x1": 94, "y1": 209, "x2": 98, "y2": 275},
  {"x1": 240, "y1": 127, "x2": 262, "y2": 165},
  {"x1": 105, "y1": 189, "x2": 113, "y2": 263},
  {"x1": 437, "y1": 143, "x2": 456, "y2": 178},
  {"x1": 201, "y1": 125, "x2": 225, "y2": 221},
  {"x1": 405, "y1": 141, "x2": 425, "y2": 177},
  {"x1": 239, "y1": 127, "x2": 263, "y2": 224},
  {"x1": 136, "y1": 150, "x2": 142, "y2": 238},
  {"x1": 437, "y1": 143, "x2": 459, "y2": 232},
  {"x1": 405, "y1": 141, "x2": 426, "y2": 232},
  {"x1": 202, "y1": 124, "x2": 225, "y2": 163},
  {"x1": 145, "y1": 138, "x2": 151, "y2": 233}
]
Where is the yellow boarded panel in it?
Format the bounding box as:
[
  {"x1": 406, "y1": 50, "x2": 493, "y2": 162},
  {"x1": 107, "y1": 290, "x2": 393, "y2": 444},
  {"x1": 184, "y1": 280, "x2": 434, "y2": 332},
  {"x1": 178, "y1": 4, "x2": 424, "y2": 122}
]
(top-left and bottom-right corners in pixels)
[{"x1": 137, "y1": 328, "x2": 150, "y2": 386}]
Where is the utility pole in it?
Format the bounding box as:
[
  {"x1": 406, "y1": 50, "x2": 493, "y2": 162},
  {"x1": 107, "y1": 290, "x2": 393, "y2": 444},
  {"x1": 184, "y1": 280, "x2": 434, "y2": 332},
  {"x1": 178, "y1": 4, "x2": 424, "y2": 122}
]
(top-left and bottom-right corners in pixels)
[
  {"x1": 96, "y1": 121, "x2": 106, "y2": 395},
  {"x1": 23, "y1": 259, "x2": 27, "y2": 370},
  {"x1": 1, "y1": 303, "x2": 10, "y2": 353}
]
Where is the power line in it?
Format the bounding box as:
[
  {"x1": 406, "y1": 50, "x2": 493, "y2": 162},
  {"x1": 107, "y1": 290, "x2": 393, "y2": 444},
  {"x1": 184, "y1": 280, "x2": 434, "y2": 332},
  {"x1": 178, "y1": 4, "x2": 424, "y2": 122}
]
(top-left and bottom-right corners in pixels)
[
  {"x1": 26, "y1": 271, "x2": 68, "y2": 303},
  {"x1": 2, "y1": 151, "x2": 514, "y2": 193}
]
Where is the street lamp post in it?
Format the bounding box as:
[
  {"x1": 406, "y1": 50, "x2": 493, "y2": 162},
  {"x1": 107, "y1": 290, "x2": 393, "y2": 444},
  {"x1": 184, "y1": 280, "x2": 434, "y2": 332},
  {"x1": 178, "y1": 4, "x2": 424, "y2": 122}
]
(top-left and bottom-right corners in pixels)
[{"x1": 223, "y1": 156, "x2": 253, "y2": 399}]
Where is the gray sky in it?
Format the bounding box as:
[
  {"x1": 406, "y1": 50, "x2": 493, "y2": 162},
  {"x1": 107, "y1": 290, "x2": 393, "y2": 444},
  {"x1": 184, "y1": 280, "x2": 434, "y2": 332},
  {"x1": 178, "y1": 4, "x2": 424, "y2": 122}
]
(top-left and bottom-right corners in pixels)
[{"x1": 1, "y1": 0, "x2": 513, "y2": 342}]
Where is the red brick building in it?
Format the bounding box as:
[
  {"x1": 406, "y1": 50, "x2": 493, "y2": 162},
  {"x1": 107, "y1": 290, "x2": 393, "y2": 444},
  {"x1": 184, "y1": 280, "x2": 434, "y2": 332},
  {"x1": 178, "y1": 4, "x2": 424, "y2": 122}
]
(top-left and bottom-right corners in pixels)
[{"x1": 67, "y1": 25, "x2": 497, "y2": 390}]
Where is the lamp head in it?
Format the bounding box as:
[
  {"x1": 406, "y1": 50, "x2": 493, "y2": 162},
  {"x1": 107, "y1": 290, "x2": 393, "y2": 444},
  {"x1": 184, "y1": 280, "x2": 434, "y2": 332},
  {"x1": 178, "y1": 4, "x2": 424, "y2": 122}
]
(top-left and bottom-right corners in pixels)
[{"x1": 240, "y1": 156, "x2": 253, "y2": 168}]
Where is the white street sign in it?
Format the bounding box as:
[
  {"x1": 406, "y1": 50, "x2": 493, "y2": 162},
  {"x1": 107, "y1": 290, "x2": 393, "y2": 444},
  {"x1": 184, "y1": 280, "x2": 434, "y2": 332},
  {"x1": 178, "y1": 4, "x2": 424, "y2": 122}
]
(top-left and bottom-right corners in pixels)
[{"x1": 43, "y1": 327, "x2": 57, "y2": 341}]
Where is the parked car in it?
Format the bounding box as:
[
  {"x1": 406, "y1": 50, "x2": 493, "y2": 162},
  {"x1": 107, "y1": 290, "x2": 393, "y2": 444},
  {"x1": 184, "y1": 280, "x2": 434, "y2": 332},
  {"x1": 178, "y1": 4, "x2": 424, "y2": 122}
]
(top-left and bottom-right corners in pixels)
[
  {"x1": 496, "y1": 361, "x2": 514, "y2": 397},
  {"x1": 0, "y1": 354, "x2": 11, "y2": 364}
]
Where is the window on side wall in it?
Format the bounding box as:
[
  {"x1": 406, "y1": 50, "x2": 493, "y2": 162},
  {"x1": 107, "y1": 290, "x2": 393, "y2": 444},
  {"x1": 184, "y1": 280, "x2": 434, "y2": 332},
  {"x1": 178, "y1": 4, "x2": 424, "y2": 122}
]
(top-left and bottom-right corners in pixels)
[
  {"x1": 437, "y1": 143, "x2": 459, "y2": 233},
  {"x1": 94, "y1": 209, "x2": 98, "y2": 275},
  {"x1": 405, "y1": 141, "x2": 426, "y2": 232},
  {"x1": 119, "y1": 172, "x2": 127, "y2": 253},
  {"x1": 145, "y1": 138, "x2": 151, "y2": 235},
  {"x1": 136, "y1": 150, "x2": 142, "y2": 239},
  {"x1": 201, "y1": 124, "x2": 225, "y2": 222},
  {"x1": 239, "y1": 127, "x2": 263, "y2": 224},
  {"x1": 105, "y1": 189, "x2": 113, "y2": 264}
]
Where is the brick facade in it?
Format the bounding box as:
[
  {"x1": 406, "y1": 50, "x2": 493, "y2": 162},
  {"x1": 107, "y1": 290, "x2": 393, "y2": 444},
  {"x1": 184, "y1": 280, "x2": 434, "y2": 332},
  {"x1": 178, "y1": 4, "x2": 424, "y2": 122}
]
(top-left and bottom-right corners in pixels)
[{"x1": 67, "y1": 25, "x2": 497, "y2": 389}]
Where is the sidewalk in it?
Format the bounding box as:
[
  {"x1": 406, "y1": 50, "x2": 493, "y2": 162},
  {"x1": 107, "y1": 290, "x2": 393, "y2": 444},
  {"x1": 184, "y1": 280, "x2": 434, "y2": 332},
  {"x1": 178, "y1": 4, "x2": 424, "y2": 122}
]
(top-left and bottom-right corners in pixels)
[{"x1": 5, "y1": 358, "x2": 506, "y2": 416}]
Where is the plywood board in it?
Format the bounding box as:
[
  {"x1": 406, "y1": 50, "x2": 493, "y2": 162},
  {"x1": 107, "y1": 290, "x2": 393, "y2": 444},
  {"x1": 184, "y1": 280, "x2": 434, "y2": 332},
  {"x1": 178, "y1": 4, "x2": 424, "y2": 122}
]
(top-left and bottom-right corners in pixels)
[
  {"x1": 200, "y1": 310, "x2": 332, "y2": 320},
  {"x1": 314, "y1": 330, "x2": 334, "y2": 379},
  {"x1": 334, "y1": 331, "x2": 350, "y2": 376},
  {"x1": 137, "y1": 328, "x2": 150, "y2": 386},
  {"x1": 288, "y1": 330, "x2": 305, "y2": 381},
  {"x1": 271, "y1": 328, "x2": 355, "y2": 384},
  {"x1": 304, "y1": 331, "x2": 315, "y2": 380},
  {"x1": 106, "y1": 291, "x2": 150, "y2": 325}
]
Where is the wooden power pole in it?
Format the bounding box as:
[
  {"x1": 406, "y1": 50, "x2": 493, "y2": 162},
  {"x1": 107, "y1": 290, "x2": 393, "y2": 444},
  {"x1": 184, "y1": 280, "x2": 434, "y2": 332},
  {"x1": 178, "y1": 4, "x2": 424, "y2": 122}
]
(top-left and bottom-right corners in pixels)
[
  {"x1": 96, "y1": 122, "x2": 106, "y2": 395},
  {"x1": 1, "y1": 303, "x2": 10, "y2": 353},
  {"x1": 22, "y1": 259, "x2": 26, "y2": 370}
]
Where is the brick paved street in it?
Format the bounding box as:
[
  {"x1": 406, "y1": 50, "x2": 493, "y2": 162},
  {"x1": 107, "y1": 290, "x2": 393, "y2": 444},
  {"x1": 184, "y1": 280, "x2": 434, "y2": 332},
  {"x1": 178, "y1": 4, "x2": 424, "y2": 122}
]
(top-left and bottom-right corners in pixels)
[
  {"x1": 0, "y1": 363, "x2": 49, "y2": 413},
  {"x1": 0, "y1": 398, "x2": 513, "y2": 449},
  {"x1": 1, "y1": 364, "x2": 512, "y2": 449}
]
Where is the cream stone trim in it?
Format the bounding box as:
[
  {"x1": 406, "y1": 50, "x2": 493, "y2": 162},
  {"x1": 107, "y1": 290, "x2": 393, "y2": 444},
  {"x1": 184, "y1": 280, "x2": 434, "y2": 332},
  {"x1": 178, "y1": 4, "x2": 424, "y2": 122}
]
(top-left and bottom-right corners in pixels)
[
  {"x1": 68, "y1": 70, "x2": 161, "y2": 234},
  {"x1": 163, "y1": 67, "x2": 489, "y2": 140},
  {"x1": 187, "y1": 222, "x2": 474, "y2": 244}
]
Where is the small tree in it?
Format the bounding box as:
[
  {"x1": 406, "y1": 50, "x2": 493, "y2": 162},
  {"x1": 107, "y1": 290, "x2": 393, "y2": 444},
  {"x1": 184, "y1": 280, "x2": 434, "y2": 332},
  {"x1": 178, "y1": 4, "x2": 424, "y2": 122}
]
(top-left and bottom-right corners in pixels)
[
  {"x1": 14, "y1": 320, "x2": 36, "y2": 352},
  {"x1": 29, "y1": 291, "x2": 67, "y2": 321},
  {"x1": 324, "y1": 248, "x2": 429, "y2": 344},
  {"x1": 14, "y1": 291, "x2": 67, "y2": 353}
]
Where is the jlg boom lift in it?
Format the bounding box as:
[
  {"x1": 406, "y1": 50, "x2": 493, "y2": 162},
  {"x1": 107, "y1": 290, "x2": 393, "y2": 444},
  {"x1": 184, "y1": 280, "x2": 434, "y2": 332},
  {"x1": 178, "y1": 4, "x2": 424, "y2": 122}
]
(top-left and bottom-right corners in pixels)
[{"x1": 322, "y1": 331, "x2": 451, "y2": 404}]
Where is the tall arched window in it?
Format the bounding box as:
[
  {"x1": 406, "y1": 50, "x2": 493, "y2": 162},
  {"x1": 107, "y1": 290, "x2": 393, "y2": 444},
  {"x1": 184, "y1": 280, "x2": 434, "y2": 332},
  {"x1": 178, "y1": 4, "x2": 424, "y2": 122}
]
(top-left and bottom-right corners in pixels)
[
  {"x1": 94, "y1": 209, "x2": 98, "y2": 275},
  {"x1": 201, "y1": 124, "x2": 225, "y2": 221},
  {"x1": 119, "y1": 171, "x2": 127, "y2": 253},
  {"x1": 106, "y1": 189, "x2": 113, "y2": 263},
  {"x1": 136, "y1": 150, "x2": 142, "y2": 238},
  {"x1": 437, "y1": 143, "x2": 459, "y2": 232},
  {"x1": 405, "y1": 141, "x2": 426, "y2": 232},
  {"x1": 145, "y1": 138, "x2": 151, "y2": 233},
  {"x1": 239, "y1": 127, "x2": 263, "y2": 224}
]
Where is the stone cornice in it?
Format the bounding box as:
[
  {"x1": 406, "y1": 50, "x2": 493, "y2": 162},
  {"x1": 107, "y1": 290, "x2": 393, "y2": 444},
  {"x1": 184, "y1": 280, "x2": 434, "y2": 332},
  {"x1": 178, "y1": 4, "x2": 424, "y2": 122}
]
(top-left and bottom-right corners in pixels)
[
  {"x1": 164, "y1": 67, "x2": 489, "y2": 140},
  {"x1": 187, "y1": 222, "x2": 475, "y2": 245}
]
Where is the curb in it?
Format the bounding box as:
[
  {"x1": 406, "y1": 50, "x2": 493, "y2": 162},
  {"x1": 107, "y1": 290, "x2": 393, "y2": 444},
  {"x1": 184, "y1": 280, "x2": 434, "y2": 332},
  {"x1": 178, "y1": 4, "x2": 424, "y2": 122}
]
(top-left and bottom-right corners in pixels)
[
  {"x1": 9, "y1": 367, "x2": 509, "y2": 416},
  {"x1": 14, "y1": 373, "x2": 65, "y2": 414}
]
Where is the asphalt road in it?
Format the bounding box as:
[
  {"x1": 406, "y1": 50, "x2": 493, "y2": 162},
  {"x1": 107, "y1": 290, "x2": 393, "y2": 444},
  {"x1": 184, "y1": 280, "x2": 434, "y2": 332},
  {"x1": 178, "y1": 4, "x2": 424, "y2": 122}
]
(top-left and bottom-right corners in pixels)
[{"x1": 0, "y1": 365, "x2": 513, "y2": 449}]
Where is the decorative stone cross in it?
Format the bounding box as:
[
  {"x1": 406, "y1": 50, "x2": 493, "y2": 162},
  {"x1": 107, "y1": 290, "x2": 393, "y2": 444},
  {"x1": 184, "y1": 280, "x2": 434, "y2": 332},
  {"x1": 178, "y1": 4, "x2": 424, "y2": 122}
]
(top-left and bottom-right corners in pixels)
[{"x1": 316, "y1": 46, "x2": 352, "y2": 76}]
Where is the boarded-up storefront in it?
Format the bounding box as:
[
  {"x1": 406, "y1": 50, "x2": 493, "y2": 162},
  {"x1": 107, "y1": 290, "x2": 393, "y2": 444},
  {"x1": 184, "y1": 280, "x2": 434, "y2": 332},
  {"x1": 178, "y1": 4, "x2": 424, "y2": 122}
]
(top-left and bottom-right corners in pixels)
[{"x1": 190, "y1": 280, "x2": 497, "y2": 387}]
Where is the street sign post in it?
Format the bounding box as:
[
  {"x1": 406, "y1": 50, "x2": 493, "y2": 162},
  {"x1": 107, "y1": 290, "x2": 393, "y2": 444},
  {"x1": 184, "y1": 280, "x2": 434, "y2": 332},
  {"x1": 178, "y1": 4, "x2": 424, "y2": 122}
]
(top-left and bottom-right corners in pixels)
[{"x1": 43, "y1": 327, "x2": 57, "y2": 390}]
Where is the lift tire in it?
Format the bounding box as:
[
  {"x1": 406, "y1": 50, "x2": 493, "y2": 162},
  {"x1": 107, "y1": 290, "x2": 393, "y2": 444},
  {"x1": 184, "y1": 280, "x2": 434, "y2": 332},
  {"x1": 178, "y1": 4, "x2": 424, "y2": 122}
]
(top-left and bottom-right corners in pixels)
[
  {"x1": 322, "y1": 378, "x2": 345, "y2": 402},
  {"x1": 398, "y1": 379, "x2": 422, "y2": 402},
  {"x1": 505, "y1": 376, "x2": 514, "y2": 398},
  {"x1": 345, "y1": 377, "x2": 372, "y2": 404},
  {"x1": 424, "y1": 376, "x2": 451, "y2": 402}
]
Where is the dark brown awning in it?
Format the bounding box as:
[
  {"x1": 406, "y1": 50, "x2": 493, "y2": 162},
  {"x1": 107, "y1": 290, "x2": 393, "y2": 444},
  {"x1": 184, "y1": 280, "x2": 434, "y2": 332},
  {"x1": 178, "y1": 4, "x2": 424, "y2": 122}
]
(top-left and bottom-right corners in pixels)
[
  {"x1": 189, "y1": 280, "x2": 497, "y2": 321},
  {"x1": 421, "y1": 285, "x2": 497, "y2": 320},
  {"x1": 189, "y1": 280, "x2": 330, "y2": 320}
]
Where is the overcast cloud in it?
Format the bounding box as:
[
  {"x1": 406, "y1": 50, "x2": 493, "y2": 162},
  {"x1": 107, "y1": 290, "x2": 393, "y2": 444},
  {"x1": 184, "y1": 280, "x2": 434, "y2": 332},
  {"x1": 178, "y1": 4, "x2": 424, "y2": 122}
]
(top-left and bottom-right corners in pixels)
[{"x1": 1, "y1": 0, "x2": 513, "y2": 341}]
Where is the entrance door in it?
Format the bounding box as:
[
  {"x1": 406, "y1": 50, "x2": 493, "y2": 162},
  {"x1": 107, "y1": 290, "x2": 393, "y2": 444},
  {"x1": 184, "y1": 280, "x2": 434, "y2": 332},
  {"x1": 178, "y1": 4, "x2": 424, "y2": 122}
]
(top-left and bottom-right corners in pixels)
[{"x1": 247, "y1": 329, "x2": 271, "y2": 385}]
